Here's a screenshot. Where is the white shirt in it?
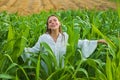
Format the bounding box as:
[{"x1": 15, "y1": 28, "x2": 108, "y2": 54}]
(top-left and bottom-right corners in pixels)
[{"x1": 22, "y1": 32, "x2": 97, "y2": 66}]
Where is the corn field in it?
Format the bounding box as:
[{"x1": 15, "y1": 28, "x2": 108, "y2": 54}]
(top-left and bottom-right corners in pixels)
[{"x1": 0, "y1": 7, "x2": 120, "y2": 80}]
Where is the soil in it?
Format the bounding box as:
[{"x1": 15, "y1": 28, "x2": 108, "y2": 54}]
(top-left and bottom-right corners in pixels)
[{"x1": 0, "y1": 0, "x2": 117, "y2": 15}]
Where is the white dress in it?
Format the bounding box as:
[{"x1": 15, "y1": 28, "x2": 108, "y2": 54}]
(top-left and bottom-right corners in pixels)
[{"x1": 22, "y1": 32, "x2": 97, "y2": 66}]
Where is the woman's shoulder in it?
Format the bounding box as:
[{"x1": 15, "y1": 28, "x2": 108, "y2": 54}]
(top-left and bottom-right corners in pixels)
[
  {"x1": 41, "y1": 33, "x2": 48, "y2": 37},
  {"x1": 63, "y1": 32, "x2": 68, "y2": 36},
  {"x1": 62, "y1": 32, "x2": 69, "y2": 39},
  {"x1": 38, "y1": 33, "x2": 49, "y2": 40}
]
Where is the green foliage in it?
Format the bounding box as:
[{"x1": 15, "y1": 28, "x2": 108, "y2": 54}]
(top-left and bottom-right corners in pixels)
[{"x1": 0, "y1": 9, "x2": 120, "y2": 80}]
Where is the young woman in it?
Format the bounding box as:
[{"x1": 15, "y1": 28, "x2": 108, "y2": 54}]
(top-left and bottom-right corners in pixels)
[{"x1": 22, "y1": 15, "x2": 106, "y2": 66}]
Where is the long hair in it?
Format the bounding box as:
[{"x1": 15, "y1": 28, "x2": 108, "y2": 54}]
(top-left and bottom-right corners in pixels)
[
  {"x1": 46, "y1": 15, "x2": 65, "y2": 42},
  {"x1": 46, "y1": 15, "x2": 62, "y2": 34}
]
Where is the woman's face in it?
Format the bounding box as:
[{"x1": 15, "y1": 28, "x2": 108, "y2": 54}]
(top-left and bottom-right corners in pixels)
[{"x1": 47, "y1": 16, "x2": 60, "y2": 30}]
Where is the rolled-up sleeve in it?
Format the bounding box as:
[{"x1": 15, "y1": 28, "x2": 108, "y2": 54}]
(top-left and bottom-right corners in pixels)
[
  {"x1": 24, "y1": 40, "x2": 40, "y2": 53},
  {"x1": 78, "y1": 39, "x2": 98, "y2": 58},
  {"x1": 21, "y1": 36, "x2": 41, "y2": 62}
]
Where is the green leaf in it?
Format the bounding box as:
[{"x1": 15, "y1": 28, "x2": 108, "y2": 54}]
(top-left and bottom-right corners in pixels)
[
  {"x1": 5, "y1": 63, "x2": 17, "y2": 73},
  {"x1": 0, "y1": 74, "x2": 15, "y2": 79},
  {"x1": 92, "y1": 24, "x2": 117, "y2": 57},
  {"x1": 35, "y1": 54, "x2": 40, "y2": 80},
  {"x1": 106, "y1": 54, "x2": 112, "y2": 80},
  {"x1": 96, "y1": 69, "x2": 107, "y2": 80}
]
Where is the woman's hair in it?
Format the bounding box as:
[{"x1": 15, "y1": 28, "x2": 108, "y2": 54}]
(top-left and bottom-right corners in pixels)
[
  {"x1": 46, "y1": 15, "x2": 62, "y2": 34},
  {"x1": 46, "y1": 15, "x2": 65, "y2": 42}
]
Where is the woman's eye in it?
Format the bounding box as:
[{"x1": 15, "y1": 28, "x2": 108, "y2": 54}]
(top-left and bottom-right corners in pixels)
[
  {"x1": 54, "y1": 19, "x2": 57, "y2": 21},
  {"x1": 48, "y1": 21, "x2": 51, "y2": 23}
]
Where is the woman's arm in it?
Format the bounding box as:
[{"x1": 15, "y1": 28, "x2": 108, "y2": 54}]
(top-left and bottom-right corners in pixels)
[
  {"x1": 78, "y1": 39, "x2": 107, "y2": 59},
  {"x1": 97, "y1": 39, "x2": 107, "y2": 44},
  {"x1": 78, "y1": 39, "x2": 98, "y2": 58},
  {"x1": 24, "y1": 41, "x2": 40, "y2": 53},
  {"x1": 24, "y1": 35, "x2": 43, "y2": 53},
  {"x1": 21, "y1": 36, "x2": 41, "y2": 62}
]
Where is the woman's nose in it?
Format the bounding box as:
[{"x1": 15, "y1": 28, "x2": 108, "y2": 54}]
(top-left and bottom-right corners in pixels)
[{"x1": 51, "y1": 21, "x2": 55, "y2": 24}]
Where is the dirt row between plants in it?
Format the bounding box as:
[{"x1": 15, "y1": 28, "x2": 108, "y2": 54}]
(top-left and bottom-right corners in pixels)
[{"x1": 0, "y1": 0, "x2": 117, "y2": 15}]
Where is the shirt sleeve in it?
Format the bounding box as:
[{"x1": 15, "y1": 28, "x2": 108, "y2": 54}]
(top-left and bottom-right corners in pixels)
[
  {"x1": 21, "y1": 36, "x2": 42, "y2": 62},
  {"x1": 63, "y1": 32, "x2": 69, "y2": 43},
  {"x1": 78, "y1": 39, "x2": 98, "y2": 58},
  {"x1": 24, "y1": 36, "x2": 42, "y2": 53}
]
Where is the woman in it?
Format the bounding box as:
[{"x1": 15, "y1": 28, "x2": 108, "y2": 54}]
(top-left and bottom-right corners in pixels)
[{"x1": 22, "y1": 15, "x2": 106, "y2": 66}]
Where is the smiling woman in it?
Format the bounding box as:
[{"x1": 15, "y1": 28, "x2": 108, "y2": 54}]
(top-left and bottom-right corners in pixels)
[{"x1": 21, "y1": 15, "x2": 107, "y2": 68}]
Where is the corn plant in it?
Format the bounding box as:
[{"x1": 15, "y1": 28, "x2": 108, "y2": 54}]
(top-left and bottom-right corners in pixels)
[{"x1": 0, "y1": 9, "x2": 120, "y2": 80}]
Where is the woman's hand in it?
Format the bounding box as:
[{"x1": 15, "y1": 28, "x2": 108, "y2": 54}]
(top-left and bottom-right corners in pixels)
[{"x1": 97, "y1": 39, "x2": 107, "y2": 44}]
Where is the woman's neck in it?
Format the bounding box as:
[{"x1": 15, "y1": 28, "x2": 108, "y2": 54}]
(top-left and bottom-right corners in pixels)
[{"x1": 50, "y1": 29, "x2": 59, "y2": 42}]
